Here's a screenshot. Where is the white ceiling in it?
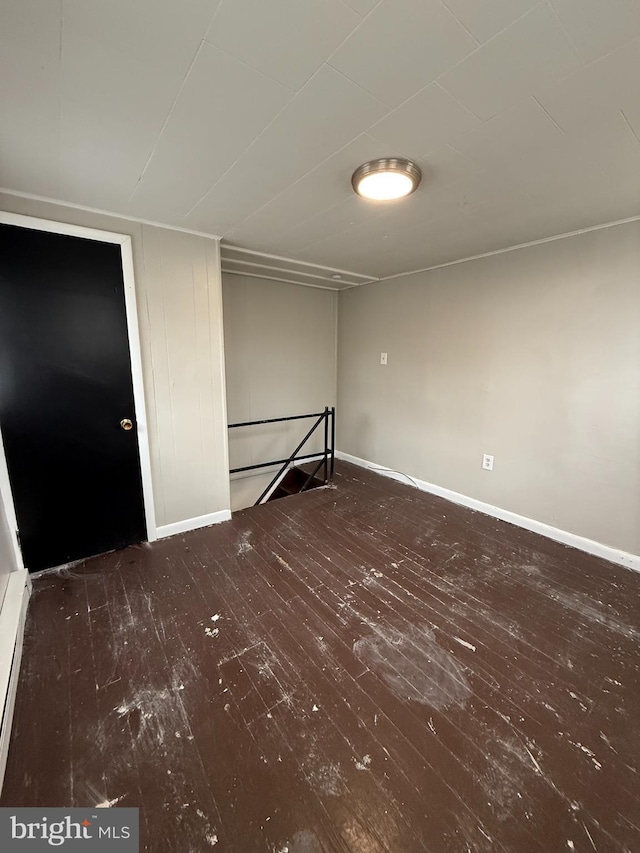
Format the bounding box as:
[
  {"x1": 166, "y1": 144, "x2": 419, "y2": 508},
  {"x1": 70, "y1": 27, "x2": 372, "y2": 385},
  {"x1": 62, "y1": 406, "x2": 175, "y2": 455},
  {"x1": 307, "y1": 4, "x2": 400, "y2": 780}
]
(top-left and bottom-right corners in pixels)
[{"x1": 1, "y1": 0, "x2": 640, "y2": 279}]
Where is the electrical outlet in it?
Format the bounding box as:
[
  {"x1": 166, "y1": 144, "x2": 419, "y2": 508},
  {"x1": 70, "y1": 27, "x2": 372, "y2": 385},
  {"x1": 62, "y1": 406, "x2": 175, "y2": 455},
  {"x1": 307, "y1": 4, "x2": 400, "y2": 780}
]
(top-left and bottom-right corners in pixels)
[
  {"x1": 482, "y1": 454, "x2": 494, "y2": 471},
  {"x1": 380, "y1": 352, "x2": 388, "y2": 365}
]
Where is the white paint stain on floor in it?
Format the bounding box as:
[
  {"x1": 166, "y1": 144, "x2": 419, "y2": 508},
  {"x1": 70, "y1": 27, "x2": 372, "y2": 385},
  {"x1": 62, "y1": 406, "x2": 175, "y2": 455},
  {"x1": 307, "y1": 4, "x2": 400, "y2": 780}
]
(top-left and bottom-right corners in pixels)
[
  {"x1": 95, "y1": 796, "x2": 123, "y2": 808},
  {"x1": 276, "y1": 830, "x2": 321, "y2": 853},
  {"x1": 238, "y1": 531, "x2": 253, "y2": 554},
  {"x1": 453, "y1": 636, "x2": 476, "y2": 652},
  {"x1": 353, "y1": 625, "x2": 471, "y2": 711},
  {"x1": 354, "y1": 754, "x2": 372, "y2": 771}
]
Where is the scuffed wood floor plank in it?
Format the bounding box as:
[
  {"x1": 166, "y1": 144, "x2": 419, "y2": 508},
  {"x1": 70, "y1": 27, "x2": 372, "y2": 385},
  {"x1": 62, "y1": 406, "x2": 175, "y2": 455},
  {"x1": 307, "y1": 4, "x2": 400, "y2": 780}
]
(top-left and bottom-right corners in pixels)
[{"x1": 2, "y1": 462, "x2": 639, "y2": 852}]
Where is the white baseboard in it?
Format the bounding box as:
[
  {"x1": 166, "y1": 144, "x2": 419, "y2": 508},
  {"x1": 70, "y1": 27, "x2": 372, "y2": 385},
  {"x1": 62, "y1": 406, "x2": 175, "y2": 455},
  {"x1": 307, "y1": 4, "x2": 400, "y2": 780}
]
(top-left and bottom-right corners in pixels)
[
  {"x1": 0, "y1": 569, "x2": 31, "y2": 795},
  {"x1": 336, "y1": 451, "x2": 640, "y2": 573},
  {"x1": 156, "y1": 509, "x2": 232, "y2": 539}
]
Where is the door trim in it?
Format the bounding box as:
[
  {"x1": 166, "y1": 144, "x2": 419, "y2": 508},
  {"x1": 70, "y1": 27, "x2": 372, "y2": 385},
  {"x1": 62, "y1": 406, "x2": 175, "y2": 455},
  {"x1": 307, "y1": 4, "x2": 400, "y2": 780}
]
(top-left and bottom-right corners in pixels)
[
  {"x1": 0, "y1": 568, "x2": 30, "y2": 794},
  {"x1": 0, "y1": 212, "x2": 158, "y2": 569}
]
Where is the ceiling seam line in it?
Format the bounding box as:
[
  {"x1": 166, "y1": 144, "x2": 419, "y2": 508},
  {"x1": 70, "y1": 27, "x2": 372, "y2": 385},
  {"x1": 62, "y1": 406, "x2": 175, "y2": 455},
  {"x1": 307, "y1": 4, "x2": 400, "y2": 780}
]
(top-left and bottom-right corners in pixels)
[
  {"x1": 437, "y1": 0, "x2": 480, "y2": 46},
  {"x1": 619, "y1": 110, "x2": 640, "y2": 150},
  {"x1": 530, "y1": 95, "x2": 567, "y2": 134},
  {"x1": 200, "y1": 38, "x2": 297, "y2": 94},
  {"x1": 225, "y1": 132, "x2": 376, "y2": 234},
  {"x1": 322, "y1": 0, "x2": 387, "y2": 68},
  {"x1": 181, "y1": 61, "x2": 333, "y2": 220},
  {"x1": 540, "y1": 0, "x2": 583, "y2": 64},
  {"x1": 128, "y1": 40, "x2": 207, "y2": 202}
]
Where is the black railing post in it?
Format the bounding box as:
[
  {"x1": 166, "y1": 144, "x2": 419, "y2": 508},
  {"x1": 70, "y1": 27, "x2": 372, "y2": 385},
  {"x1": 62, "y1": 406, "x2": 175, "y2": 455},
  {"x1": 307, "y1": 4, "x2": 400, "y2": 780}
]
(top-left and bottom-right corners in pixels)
[
  {"x1": 323, "y1": 406, "x2": 329, "y2": 484},
  {"x1": 330, "y1": 406, "x2": 335, "y2": 480}
]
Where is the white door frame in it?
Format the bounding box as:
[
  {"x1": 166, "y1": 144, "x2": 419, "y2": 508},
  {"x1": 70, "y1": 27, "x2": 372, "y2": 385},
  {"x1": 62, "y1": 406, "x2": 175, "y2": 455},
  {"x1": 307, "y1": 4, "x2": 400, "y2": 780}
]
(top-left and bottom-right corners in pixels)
[{"x1": 0, "y1": 212, "x2": 157, "y2": 571}]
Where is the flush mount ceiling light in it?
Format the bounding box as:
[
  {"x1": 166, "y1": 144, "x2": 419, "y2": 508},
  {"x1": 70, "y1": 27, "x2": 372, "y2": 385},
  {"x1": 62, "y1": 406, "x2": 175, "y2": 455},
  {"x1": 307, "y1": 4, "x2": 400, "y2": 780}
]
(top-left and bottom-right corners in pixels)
[{"x1": 351, "y1": 157, "x2": 422, "y2": 201}]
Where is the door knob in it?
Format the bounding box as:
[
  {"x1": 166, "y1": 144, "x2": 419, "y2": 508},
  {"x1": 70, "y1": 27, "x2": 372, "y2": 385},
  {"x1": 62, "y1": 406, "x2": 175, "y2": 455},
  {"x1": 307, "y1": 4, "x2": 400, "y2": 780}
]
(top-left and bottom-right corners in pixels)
[{"x1": 120, "y1": 418, "x2": 133, "y2": 431}]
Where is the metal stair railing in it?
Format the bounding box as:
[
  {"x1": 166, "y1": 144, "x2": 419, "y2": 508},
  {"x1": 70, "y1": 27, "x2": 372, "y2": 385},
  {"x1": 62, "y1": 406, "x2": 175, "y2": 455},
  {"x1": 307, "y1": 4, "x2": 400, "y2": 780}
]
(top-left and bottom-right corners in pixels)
[{"x1": 228, "y1": 406, "x2": 335, "y2": 505}]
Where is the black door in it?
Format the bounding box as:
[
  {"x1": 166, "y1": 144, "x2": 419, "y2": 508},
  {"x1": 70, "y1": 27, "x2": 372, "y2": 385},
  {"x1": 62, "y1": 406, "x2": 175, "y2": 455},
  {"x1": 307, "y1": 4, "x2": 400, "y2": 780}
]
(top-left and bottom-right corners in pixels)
[{"x1": 0, "y1": 224, "x2": 147, "y2": 572}]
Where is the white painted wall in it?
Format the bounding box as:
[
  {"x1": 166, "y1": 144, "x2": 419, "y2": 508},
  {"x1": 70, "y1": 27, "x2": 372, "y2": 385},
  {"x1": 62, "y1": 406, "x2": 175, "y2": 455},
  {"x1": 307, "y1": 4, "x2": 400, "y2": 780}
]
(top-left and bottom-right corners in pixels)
[
  {"x1": 223, "y1": 274, "x2": 337, "y2": 509},
  {"x1": 0, "y1": 498, "x2": 17, "y2": 608},
  {"x1": 338, "y1": 221, "x2": 640, "y2": 557},
  {"x1": 0, "y1": 192, "x2": 230, "y2": 533}
]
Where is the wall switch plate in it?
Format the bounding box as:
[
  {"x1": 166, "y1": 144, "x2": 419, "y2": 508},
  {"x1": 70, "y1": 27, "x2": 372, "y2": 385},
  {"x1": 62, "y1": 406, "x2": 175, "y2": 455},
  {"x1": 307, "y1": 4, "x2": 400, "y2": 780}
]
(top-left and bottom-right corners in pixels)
[
  {"x1": 380, "y1": 352, "x2": 388, "y2": 365},
  {"x1": 482, "y1": 454, "x2": 494, "y2": 471}
]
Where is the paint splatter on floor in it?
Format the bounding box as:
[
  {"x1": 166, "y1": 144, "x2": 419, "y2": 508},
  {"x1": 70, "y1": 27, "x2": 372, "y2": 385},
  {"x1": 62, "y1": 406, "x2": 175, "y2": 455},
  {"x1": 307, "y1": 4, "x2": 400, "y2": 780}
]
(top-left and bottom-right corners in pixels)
[{"x1": 353, "y1": 625, "x2": 471, "y2": 709}]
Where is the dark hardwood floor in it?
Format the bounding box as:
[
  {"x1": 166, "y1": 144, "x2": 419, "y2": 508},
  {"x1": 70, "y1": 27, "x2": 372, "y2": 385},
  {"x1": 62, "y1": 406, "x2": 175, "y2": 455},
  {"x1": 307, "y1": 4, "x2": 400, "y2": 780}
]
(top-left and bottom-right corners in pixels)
[{"x1": 2, "y1": 462, "x2": 639, "y2": 852}]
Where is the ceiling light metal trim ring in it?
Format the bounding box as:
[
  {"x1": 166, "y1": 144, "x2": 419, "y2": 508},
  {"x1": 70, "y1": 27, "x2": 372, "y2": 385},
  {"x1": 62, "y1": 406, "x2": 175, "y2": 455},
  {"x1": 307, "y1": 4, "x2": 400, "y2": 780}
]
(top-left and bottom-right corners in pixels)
[{"x1": 351, "y1": 157, "x2": 422, "y2": 199}]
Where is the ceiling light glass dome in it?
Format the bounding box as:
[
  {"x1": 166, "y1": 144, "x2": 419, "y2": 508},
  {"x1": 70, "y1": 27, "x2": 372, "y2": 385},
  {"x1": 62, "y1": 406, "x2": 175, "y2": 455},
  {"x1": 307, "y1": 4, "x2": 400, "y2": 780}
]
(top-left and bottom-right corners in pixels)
[{"x1": 352, "y1": 158, "x2": 422, "y2": 201}]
